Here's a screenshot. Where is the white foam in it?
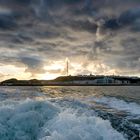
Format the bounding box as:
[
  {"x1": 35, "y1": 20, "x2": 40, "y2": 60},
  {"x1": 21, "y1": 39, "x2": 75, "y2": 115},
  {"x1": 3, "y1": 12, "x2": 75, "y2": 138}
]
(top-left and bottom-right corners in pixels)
[
  {"x1": 85, "y1": 96, "x2": 140, "y2": 115},
  {"x1": 40, "y1": 110, "x2": 125, "y2": 140},
  {"x1": 0, "y1": 99, "x2": 126, "y2": 140},
  {"x1": 0, "y1": 99, "x2": 59, "y2": 140}
]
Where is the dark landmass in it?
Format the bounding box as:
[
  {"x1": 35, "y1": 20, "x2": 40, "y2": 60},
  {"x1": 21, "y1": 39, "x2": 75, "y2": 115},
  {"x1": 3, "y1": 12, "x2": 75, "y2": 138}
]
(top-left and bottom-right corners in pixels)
[{"x1": 0, "y1": 75, "x2": 140, "y2": 86}]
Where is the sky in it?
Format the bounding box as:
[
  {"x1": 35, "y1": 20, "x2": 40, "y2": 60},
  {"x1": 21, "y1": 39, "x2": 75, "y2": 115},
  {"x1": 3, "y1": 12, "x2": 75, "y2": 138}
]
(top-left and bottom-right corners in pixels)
[{"x1": 0, "y1": 0, "x2": 140, "y2": 81}]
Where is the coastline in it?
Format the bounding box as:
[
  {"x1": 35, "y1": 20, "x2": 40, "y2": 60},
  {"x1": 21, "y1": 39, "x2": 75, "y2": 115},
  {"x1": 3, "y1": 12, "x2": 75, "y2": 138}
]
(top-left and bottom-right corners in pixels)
[
  {"x1": 0, "y1": 84, "x2": 140, "y2": 86},
  {"x1": 1, "y1": 76, "x2": 140, "y2": 86}
]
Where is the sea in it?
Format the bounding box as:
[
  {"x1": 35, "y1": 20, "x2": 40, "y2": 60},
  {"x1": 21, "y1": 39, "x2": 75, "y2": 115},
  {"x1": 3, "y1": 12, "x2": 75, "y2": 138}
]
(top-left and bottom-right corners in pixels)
[{"x1": 0, "y1": 86, "x2": 140, "y2": 140}]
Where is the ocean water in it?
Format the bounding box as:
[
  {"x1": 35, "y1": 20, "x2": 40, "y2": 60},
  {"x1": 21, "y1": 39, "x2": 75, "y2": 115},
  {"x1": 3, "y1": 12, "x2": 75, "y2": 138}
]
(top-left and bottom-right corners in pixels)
[{"x1": 0, "y1": 86, "x2": 140, "y2": 140}]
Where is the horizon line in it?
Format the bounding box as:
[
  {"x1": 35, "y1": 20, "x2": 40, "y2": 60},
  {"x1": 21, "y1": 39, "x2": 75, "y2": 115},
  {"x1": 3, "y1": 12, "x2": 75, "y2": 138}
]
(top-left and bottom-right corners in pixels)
[{"x1": 1, "y1": 74, "x2": 140, "y2": 82}]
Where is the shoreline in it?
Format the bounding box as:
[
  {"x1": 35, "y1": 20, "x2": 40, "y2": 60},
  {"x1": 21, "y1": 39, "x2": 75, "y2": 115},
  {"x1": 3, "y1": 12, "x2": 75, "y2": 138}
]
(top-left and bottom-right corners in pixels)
[{"x1": 0, "y1": 84, "x2": 140, "y2": 86}]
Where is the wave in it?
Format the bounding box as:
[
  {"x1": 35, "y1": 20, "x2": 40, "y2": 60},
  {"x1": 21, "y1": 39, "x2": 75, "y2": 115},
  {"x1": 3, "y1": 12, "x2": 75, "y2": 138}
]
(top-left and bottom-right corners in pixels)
[
  {"x1": 0, "y1": 99, "x2": 125, "y2": 140},
  {"x1": 84, "y1": 96, "x2": 140, "y2": 115}
]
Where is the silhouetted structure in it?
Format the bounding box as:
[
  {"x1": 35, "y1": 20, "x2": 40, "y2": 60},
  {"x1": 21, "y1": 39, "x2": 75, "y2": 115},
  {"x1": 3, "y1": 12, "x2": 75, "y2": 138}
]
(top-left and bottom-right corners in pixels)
[
  {"x1": 66, "y1": 59, "x2": 69, "y2": 76},
  {"x1": 1, "y1": 75, "x2": 140, "y2": 86}
]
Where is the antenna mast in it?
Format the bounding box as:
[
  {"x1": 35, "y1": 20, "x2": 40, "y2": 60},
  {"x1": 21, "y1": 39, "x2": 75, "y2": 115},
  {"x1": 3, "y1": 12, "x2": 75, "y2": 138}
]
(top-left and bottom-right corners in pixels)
[
  {"x1": 65, "y1": 58, "x2": 69, "y2": 76},
  {"x1": 66, "y1": 58, "x2": 69, "y2": 76}
]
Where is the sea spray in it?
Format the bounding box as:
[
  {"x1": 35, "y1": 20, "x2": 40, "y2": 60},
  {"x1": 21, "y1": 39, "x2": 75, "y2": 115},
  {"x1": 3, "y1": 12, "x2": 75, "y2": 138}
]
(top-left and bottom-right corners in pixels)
[{"x1": 0, "y1": 99, "x2": 126, "y2": 140}]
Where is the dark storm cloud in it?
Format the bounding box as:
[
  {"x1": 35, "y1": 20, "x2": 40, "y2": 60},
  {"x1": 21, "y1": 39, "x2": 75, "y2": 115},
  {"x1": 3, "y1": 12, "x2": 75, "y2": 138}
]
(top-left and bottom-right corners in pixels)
[
  {"x1": 103, "y1": 18, "x2": 120, "y2": 30},
  {"x1": 64, "y1": 19, "x2": 97, "y2": 33},
  {"x1": 20, "y1": 56, "x2": 42, "y2": 69},
  {"x1": 0, "y1": 7, "x2": 17, "y2": 29},
  {"x1": 12, "y1": 33, "x2": 34, "y2": 44},
  {"x1": 98, "y1": 7, "x2": 140, "y2": 32},
  {"x1": 0, "y1": 0, "x2": 31, "y2": 4},
  {"x1": 19, "y1": 56, "x2": 45, "y2": 74},
  {"x1": 0, "y1": 0, "x2": 140, "y2": 77},
  {"x1": 119, "y1": 8, "x2": 140, "y2": 25},
  {"x1": 120, "y1": 38, "x2": 140, "y2": 57}
]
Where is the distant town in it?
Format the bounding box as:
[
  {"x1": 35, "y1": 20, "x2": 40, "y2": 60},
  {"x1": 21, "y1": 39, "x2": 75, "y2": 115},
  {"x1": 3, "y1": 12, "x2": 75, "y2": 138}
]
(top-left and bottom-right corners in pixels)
[{"x1": 1, "y1": 75, "x2": 140, "y2": 86}]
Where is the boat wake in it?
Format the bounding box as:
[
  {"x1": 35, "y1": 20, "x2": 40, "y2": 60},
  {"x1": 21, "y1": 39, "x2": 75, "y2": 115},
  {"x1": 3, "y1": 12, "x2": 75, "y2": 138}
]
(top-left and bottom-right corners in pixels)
[{"x1": 0, "y1": 99, "x2": 126, "y2": 140}]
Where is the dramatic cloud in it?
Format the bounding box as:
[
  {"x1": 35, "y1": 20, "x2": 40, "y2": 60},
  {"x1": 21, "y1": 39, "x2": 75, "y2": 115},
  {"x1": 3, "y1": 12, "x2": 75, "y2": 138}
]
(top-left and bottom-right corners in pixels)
[{"x1": 0, "y1": 0, "x2": 140, "y2": 80}]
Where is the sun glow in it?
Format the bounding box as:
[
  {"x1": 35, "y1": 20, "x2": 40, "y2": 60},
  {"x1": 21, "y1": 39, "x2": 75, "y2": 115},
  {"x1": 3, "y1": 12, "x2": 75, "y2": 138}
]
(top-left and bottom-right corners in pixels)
[
  {"x1": 41, "y1": 60, "x2": 66, "y2": 80},
  {"x1": 0, "y1": 65, "x2": 31, "y2": 81},
  {"x1": 38, "y1": 72, "x2": 60, "y2": 80},
  {"x1": 44, "y1": 61, "x2": 65, "y2": 71}
]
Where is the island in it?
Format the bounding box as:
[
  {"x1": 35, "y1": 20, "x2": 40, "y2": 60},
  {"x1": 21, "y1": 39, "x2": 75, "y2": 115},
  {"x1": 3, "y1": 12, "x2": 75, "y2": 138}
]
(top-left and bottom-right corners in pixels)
[{"x1": 0, "y1": 75, "x2": 140, "y2": 86}]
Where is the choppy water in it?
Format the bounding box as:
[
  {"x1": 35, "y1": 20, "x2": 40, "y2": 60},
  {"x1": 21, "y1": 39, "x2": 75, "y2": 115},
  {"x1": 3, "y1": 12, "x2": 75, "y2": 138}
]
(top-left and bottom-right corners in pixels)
[{"x1": 0, "y1": 86, "x2": 140, "y2": 140}]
